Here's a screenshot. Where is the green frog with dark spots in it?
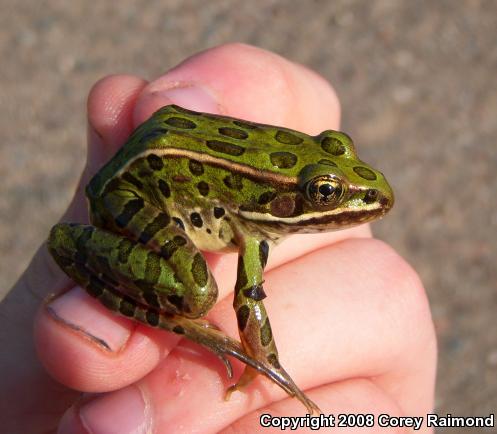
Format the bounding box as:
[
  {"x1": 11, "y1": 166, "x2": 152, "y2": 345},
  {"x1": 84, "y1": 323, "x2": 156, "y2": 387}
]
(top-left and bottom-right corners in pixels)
[{"x1": 48, "y1": 105, "x2": 394, "y2": 414}]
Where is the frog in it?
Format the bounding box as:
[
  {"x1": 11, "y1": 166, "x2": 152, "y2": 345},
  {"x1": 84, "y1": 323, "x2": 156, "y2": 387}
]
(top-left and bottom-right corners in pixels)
[{"x1": 48, "y1": 104, "x2": 394, "y2": 414}]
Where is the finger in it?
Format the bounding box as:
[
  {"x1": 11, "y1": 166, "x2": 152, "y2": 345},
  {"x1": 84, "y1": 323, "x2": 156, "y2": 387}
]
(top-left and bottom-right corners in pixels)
[
  {"x1": 57, "y1": 239, "x2": 434, "y2": 432},
  {"x1": 64, "y1": 74, "x2": 148, "y2": 222}
]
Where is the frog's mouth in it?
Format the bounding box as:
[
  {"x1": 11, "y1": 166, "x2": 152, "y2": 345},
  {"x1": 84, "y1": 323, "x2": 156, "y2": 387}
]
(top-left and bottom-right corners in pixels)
[
  {"x1": 238, "y1": 199, "x2": 391, "y2": 232},
  {"x1": 239, "y1": 186, "x2": 393, "y2": 231}
]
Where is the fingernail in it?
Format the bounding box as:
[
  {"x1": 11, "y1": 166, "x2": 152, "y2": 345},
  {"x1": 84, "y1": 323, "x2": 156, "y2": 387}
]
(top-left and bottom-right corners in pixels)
[
  {"x1": 135, "y1": 82, "x2": 221, "y2": 121},
  {"x1": 79, "y1": 387, "x2": 150, "y2": 434},
  {"x1": 47, "y1": 286, "x2": 132, "y2": 351},
  {"x1": 159, "y1": 83, "x2": 220, "y2": 112}
]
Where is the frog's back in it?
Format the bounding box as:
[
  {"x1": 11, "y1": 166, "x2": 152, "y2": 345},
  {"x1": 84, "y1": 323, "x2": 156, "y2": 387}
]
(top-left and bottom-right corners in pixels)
[{"x1": 87, "y1": 105, "x2": 350, "y2": 198}]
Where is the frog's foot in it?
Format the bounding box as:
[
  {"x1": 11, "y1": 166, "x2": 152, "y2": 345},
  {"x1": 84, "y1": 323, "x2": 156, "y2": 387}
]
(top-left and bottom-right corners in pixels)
[{"x1": 226, "y1": 363, "x2": 321, "y2": 415}]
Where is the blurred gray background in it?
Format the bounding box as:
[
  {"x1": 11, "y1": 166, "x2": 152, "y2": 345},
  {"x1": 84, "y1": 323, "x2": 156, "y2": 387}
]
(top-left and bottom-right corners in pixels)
[{"x1": 1, "y1": 0, "x2": 495, "y2": 430}]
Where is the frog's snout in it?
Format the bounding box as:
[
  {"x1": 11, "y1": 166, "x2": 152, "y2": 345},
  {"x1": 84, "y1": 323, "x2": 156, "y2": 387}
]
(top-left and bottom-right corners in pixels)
[{"x1": 378, "y1": 182, "x2": 395, "y2": 213}]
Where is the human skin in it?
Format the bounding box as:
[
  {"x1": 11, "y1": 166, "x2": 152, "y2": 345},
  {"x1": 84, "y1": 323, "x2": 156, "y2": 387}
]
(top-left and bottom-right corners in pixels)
[{"x1": 0, "y1": 44, "x2": 437, "y2": 433}]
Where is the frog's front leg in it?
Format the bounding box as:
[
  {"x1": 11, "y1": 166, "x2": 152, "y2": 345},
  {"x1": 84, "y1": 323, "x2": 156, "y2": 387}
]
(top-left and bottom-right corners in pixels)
[{"x1": 230, "y1": 237, "x2": 321, "y2": 414}]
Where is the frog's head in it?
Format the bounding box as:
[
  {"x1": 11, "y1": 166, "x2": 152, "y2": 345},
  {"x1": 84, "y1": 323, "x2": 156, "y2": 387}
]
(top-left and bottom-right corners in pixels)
[
  {"x1": 240, "y1": 130, "x2": 394, "y2": 234},
  {"x1": 293, "y1": 130, "x2": 394, "y2": 232}
]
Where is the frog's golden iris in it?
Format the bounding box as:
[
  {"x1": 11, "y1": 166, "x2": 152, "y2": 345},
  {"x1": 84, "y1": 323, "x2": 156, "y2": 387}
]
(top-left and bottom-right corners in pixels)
[{"x1": 305, "y1": 175, "x2": 345, "y2": 207}]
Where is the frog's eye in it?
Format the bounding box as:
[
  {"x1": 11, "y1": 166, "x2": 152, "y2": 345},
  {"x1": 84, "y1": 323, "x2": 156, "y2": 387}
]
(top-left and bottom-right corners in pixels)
[{"x1": 306, "y1": 176, "x2": 345, "y2": 207}]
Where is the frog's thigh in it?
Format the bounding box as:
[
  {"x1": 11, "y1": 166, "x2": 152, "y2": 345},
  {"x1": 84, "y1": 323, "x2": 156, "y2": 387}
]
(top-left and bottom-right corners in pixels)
[
  {"x1": 92, "y1": 189, "x2": 220, "y2": 317},
  {"x1": 49, "y1": 223, "x2": 217, "y2": 319}
]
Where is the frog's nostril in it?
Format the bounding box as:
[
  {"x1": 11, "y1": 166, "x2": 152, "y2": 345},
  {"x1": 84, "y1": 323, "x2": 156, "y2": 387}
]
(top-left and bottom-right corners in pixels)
[{"x1": 363, "y1": 189, "x2": 378, "y2": 204}]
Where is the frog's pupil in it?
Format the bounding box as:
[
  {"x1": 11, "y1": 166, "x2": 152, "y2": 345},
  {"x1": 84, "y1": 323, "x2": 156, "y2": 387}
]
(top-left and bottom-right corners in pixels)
[{"x1": 319, "y1": 183, "x2": 335, "y2": 197}]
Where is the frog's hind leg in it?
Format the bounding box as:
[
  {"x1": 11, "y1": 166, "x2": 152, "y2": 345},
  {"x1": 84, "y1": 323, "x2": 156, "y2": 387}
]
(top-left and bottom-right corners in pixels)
[{"x1": 48, "y1": 223, "x2": 310, "y2": 403}]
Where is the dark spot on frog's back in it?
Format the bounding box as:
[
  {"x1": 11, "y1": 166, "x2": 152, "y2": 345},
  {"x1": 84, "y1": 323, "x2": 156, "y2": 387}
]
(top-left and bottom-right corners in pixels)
[
  {"x1": 197, "y1": 181, "x2": 209, "y2": 196},
  {"x1": 138, "y1": 212, "x2": 171, "y2": 244},
  {"x1": 275, "y1": 130, "x2": 303, "y2": 145},
  {"x1": 164, "y1": 117, "x2": 196, "y2": 129},
  {"x1": 353, "y1": 166, "x2": 377, "y2": 181},
  {"x1": 223, "y1": 173, "x2": 243, "y2": 190},
  {"x1": 233, "y1": 120, "x2": 258, "y2": 130},
  {"x1": 206, "y1": 140, "x2": 245, "y2": 156},
  {"x1": 188, "y1": 160, "x2": 204, "y2": 176},
  {"x1": 270, "y1": 151, "x2": 297, "y2": 169},
  {"x1": 321, "y1": 136, "x2": 345, "y2": 156},
  {"x1": 121, "y1": 172, "x2": 143, "y2": 190},
  {"x1": 158, "y1": 179, "x2": 171, "y2": 198},
  {"x1": 115, "y1": 198, "x2": 144, "y2": 228},
  {"x1": 218, "y1": 127, "x2": 249, "y2": 140},
  {"x1": 191, "y1": 253, "x2": 208, "y2": 287},
  {"x1": 318, "y1": 159, "x2": 337, "y2": 167},
  {"x1": 147, "y1": 154, "x2": 164, "y2": 171}
]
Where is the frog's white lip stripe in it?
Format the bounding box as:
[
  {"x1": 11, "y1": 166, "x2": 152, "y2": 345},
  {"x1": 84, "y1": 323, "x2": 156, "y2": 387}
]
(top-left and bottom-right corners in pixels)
[{"x1": 239, "y1": 202, "x2": 383, "y2": 225}]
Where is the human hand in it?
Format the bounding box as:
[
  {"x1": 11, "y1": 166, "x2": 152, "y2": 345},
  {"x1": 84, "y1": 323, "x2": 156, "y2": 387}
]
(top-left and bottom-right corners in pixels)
[{"x1": 0, "y1": 44, "x2": 436, "y2": 433}]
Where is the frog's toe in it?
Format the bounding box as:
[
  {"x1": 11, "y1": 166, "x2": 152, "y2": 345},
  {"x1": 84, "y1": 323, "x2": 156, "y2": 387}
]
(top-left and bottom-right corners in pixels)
[
  {"x1": 225, "y1": 365, "x2": 259, "y2": 400},
  {"x1": 216, "y1": 352, "x2": 234, "y2": 379}
]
